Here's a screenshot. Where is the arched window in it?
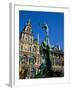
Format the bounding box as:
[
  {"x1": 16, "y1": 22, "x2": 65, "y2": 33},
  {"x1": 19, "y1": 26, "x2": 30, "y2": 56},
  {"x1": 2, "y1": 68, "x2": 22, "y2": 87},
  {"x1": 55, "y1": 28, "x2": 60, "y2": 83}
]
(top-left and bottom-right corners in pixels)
[
  {"x1": 32, "y1": 56, "x2": 36, "y2": 64},
  {"x1": 56, "y1": 58, "x2": 62, "y2": 66},
  {"x1": 29, "y1": 56, "x2": 36, "y2": 64},
  {"x1": 21, "y1": 55, "x2": 27, "y2": 64}
]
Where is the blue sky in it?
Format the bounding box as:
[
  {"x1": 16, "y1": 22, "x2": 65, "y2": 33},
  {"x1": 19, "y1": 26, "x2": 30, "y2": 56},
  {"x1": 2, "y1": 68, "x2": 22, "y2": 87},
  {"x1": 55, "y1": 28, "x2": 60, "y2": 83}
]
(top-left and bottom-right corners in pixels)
[{"x1": 19, "y1": 10, "x2": 64, "y2": 50}]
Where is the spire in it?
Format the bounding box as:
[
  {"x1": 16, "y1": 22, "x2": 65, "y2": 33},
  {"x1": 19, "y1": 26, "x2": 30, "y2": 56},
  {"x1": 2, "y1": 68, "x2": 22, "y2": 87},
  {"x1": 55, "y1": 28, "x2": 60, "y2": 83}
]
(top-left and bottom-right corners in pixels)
[
  {"x1": 59, "y1": 45, "x2": 61, "y2": 50},
  {"x1": 27, "y1": 19, "x2": 31, "y2": 26},
  {"x1": 24, "y1": 19, "x2": 32, "y2": 34},
  {"x1": 37, "y1": 33, "x2": 40, "y2": 44}
]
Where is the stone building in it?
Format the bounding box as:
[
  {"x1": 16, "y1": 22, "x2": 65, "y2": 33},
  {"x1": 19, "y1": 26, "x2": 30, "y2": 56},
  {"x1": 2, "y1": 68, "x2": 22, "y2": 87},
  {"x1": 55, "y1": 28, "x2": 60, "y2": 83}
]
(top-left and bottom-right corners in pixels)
[
  {"x1": 50, "y1": 46, "x2": 64, "y2": 73},
  {"x1": 40, "y1": 44, "x2": 64, "y2": 72},
  {"x1": 19, "y1": 20, "x2": 41, "y2": 79},
  {"x1": 40, "y1": 45, "x2": 64, "y2": 77}
]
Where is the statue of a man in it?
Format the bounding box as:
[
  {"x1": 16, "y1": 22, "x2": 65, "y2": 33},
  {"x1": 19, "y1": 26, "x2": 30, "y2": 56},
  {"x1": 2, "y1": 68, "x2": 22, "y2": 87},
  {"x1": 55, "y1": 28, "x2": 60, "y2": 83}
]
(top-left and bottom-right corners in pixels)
[{"x1": 41, "y1": 23, "x2": 49, "y2": 45}]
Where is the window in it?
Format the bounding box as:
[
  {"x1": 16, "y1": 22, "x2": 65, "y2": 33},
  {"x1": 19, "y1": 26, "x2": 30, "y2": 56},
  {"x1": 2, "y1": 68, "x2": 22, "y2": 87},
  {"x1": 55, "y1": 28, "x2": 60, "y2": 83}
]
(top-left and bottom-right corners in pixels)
[
  {"x1": 29, "y1": 56, "x2": 36, "y2": 64},
  {"x1": 30, "y1": 47, "x2": 31, "y2": 52},
  {"x1": 21, "y1": 55, "x2": 28, "y2": 64}
]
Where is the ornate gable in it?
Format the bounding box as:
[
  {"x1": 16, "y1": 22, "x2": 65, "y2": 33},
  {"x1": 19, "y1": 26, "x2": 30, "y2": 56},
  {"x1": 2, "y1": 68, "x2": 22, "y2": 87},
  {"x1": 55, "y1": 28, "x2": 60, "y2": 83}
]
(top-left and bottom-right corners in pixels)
[{"x1": 24, "y1": 19, "x2": 32, "y2": 35}]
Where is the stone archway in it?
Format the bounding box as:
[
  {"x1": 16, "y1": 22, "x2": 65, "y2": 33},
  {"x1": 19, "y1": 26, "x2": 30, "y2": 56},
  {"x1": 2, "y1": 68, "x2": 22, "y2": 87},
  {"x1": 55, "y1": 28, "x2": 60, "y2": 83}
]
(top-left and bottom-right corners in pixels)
[
  {"x1": 28, "y1": 56, "x2": 36, "y2": 64},
  {"x1": 21, "y1": 55, "x2": 28, "y2": 64}
]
